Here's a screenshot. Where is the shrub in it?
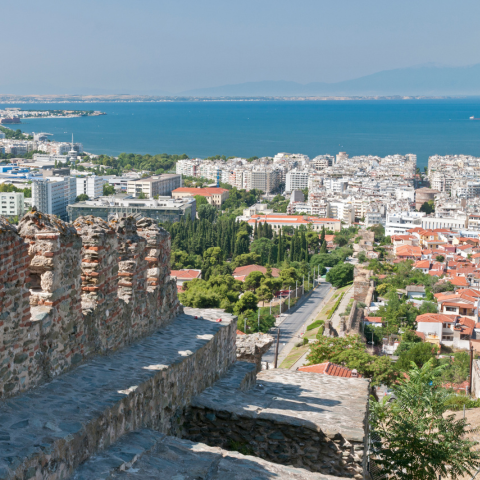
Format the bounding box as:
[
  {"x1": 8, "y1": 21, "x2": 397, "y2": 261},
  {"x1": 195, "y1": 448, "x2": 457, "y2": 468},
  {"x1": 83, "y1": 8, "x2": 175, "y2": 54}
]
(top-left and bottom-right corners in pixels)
[
  {"x1": 306, "y1": 319, "x2": 325, "y2": 331},
  {"x1": 316, "y1": 326, "x2": 325, "y2": 339},
  {"x1": 303, "y1": 337, "x2": 309, "y2": 345}
]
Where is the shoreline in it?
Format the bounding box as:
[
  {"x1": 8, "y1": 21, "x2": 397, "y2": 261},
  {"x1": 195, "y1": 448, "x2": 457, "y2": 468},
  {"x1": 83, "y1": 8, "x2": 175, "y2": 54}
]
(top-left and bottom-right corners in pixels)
[{"x1": 1, "y1": 95, "x2": 479, "y2": 105}]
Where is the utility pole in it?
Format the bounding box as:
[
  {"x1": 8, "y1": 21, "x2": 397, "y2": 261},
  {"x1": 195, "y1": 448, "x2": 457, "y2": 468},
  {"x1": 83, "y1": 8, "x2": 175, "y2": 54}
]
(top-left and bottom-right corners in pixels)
[
  {"x1": 269, "y1": 299, "x2": 271, "y2": 316},
  {"x1": 289, "y1": 286, "x2": 291, "y2": 310},
  {"x1": 244, "y1": 316, "x2": 247, "y2": 334},
  {"x1": 470, "y1": 344, "x2": 474, "y2": 396},
  {"x1": 258, "y1": 308, "x2": 260, "y2": 330},
  {"x1": 274, "y1": 328, "x2": 280, "y2": 368},
  {"x1": 303, "y1": 275, "x2": 305, "y2": 295}
]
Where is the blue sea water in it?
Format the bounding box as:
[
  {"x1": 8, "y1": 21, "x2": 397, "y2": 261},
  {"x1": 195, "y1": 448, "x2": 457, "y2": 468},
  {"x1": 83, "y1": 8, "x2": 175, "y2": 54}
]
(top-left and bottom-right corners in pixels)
[{"x1": 2, "y1": 99, "x2": 480, "y2": 168}]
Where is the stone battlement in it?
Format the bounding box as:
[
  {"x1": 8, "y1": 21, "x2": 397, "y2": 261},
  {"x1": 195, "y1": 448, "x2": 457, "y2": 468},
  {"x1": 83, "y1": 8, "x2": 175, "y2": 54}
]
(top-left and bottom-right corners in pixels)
[{"x1": 0, "y1": 211, "x2": 181, "y2": 399}]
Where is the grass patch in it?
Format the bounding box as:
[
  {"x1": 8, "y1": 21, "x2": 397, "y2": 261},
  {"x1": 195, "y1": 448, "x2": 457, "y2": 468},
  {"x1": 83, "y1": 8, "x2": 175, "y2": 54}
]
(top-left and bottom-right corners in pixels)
[
  {"x1": 279, "y1": 344, "x2": 310, "y2": 369},
  {"x1": 306, "y1": 319, "x2": 325, "y2": 331}
]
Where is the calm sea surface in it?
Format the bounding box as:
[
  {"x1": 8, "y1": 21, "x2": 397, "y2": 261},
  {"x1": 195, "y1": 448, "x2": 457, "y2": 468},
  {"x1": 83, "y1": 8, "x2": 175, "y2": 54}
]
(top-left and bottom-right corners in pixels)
[{"x1": 2, "y1": 99, "x2": 480, "y2": 168}]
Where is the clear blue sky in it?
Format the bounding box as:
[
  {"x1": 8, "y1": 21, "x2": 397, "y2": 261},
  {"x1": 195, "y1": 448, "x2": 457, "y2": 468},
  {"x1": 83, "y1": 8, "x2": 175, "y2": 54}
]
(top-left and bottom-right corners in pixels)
[{"x1": 3, "y1": 0, "x2": 480, "y2": 94}]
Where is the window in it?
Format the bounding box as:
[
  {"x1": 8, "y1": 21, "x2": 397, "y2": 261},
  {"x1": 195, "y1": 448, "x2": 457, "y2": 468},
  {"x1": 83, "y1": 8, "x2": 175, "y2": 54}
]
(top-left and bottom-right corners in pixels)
[{"x1": 445, "y1": 307, "x2": 457, "y2": 312}]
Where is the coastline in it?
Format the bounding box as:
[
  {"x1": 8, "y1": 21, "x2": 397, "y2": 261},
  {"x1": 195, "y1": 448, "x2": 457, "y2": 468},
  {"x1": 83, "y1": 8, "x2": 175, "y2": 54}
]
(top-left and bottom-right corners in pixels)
[{"x1": 0, "y1": 94, "x2": 478, "y2": 104}]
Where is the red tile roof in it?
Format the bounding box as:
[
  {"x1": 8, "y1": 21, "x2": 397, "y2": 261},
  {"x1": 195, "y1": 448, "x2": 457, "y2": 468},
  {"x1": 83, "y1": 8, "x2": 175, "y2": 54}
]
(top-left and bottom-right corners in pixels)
[
  {"x1": 448, "y1": 276, "x2": 469, "y2": 287},
  {"x1": 233, "y1": 264, "x2": 280, "y2": 278},
  {"x1": 173, "y1": 187, "x2": 229, "y2": 198},
  {"x1": 415, "y1": 331, "x2": 426, "y2": 341},
  {"x1": 416, "y1": 313, "x2": 458, "y2": 324},
  {"x1": 414, "y1": 260, "x2": 430, "y2": 269},
  {"x1": 365, "y1": 316, "x2": 383, "y2": 323},
  {"x1": 396, "y1": 245, "x2": 422, "y2": 258},
  {"x1": 298, "y1": 362, "x2": 360, "y2": 378},
  {"x1": 170, "y1": 269, "x2": 202, "y2": 280}
]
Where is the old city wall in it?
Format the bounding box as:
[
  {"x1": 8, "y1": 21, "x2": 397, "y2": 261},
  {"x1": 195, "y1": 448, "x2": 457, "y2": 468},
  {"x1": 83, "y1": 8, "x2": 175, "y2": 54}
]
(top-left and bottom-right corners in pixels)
[{"x1": 0, "y1": 211, "x2": 182, "y2": 399}]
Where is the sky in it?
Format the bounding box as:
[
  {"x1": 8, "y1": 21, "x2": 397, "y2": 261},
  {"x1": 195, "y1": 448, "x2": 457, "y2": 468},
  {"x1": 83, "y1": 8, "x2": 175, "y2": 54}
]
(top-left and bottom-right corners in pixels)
[{"x1": 2, "y1": 0, "x2": 480, "y2": 94}]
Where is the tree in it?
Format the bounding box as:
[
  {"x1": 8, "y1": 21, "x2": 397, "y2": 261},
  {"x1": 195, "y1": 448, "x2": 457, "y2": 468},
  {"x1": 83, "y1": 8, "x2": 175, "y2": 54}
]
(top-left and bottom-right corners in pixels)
[
  {"x1": 76, "y1": 194, "x2": 89, "y2": 202},
  {"x1": 396, "y1": 342, "x2": 439, "y2": 371},
  {"x1": 307, "y1": 335, "x2": 397, "y2": 385},
  {"x1": 234, "y1": 291, "x2": 258, "y2": 314},
  {"x1": 250, "y1": 237, "x2": 274, "y2": 265},
  {"x1": 197, "y1": 204, "x2": 216, "y2": 222},
  {"x1": 194, "y1": 195, "x2": 209, "y2": 206},
  {"x1": 319, "y1": 240, "x2": 327, "y2": 253},
  {"x1": 357, "y1": 251, "x2": 367, "y2": 263},
  {"x1": 138, "y1": 192, "x2": 147, "y2": 199},
  {"x1": 103, "y1": 183, "x2": 115, "y2": 196},
  {"x1": 435, "y1": 255, "x2": 445, "y2": 263},
  {"x1": 370, "y1": 360, "x2": 480, "y2": 479},
  {"x1": 325, "y1": 263, "x2": 354, "y2": 288},
  {"x1": 244, "y1": 271, "x2": 265, "y2": 292},
  {"x1": 419, "y1": 200, "x2": 435, "y2": 214},
  {"x1": 232, "y1": 252, "x2": 261, "y2": 268},
  {"x1": 256, "y1": 284, "x2": 273, "y2": 306}
]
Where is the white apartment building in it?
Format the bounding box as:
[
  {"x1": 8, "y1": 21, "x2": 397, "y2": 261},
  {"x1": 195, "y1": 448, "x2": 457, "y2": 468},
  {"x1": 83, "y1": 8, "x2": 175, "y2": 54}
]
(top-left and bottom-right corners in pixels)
[
  {"x1": 385, "y1": 211, "x2": 425, "y2": 236},
  {"x1": 365, "y1": 209, "x2": 384, "y2": 227},
  {"x1": 328, "y1": 201, "x2": 355, "y2": 225},
  {"x1": 0, "y1": 192, "x2": 24, "y2": 217},
  {"x1": 32, "y1": 177, "x2": 77, "y2": 220},
  {"x1": 76, "y1": 175, "x2": 106, "y2": 199},
  {"x1": 421, "y1": 216, "x2": 467, "y2": 230},
  {"x1": 126, "y1": 174, "x2": 182, "y2": 198},
  {"x1": 285, "y1": 169, "x2": 309, "y2": 192},
  {"x1": 324, "y1": 178, "x2": 348, "y2": 194}
]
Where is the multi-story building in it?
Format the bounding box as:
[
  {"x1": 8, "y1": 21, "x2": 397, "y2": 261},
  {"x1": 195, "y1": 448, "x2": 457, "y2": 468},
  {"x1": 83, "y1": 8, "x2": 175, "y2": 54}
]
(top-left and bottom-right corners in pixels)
[
  {"x1": 285, "y1": 169, "x2": 309, "y2": 192},
  {"x1": 67, "y1": 195, "x2": 196, "y2": 223},
  {"x1": 32, "y1": 176, "x2": 76, "y2": 220},
  {"x1": 0, "y1": 192, "x2": 24, "y2": 217},
  {"x1": 172, "y1": 187, "x2": 229, "y2": 207},
  {"x1": 126, "y1": 174, "x2": 182, "y2": 199},
  {"x1": 76, "y1": 175, "x2": 106, "y2": 199}
]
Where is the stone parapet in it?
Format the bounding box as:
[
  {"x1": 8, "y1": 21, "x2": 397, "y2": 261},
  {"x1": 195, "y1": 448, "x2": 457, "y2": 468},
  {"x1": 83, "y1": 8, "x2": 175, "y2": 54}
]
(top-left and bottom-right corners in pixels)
[
  {"x1": 0, "y1": 309, "x2": 236, "y2": 480},
  {"x1": 183, "y1": 369, "x2": 369, "y2": 479},
  {"x1": 73, "y1": 429, "x2": 349, "y2": 480},
  {"x1": 0, "y1": 211, "x2": 182, "y2": 399},
  {"x1": 236, "y1": 333, "x2": 274, "y2": 372}
]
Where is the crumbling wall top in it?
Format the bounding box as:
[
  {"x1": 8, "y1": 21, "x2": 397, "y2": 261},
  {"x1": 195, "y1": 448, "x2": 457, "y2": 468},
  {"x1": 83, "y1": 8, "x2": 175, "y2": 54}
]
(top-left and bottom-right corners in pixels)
[
  {"x1": 74, "y1": 215, "x2": 114, "y2": 237},
  {"x1": 0, "y1": 216, "x2": 19, "y2": 235},
  {"x1": 18, "y1": 208, "x2": 77, "y2": 238}
]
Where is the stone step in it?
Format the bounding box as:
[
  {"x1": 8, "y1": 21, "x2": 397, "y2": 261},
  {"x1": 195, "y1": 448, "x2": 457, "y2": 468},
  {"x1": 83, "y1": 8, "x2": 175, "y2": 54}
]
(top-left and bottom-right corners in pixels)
[
  {"x1": 183, "y1": 369, "x2": 369, "y2": 479},
  {"x1": 0, "y1": 308, "x2": 236, "y2": 480},
  {"x1": 73, "y1": 429, "x2": 347, "y2": 480}
]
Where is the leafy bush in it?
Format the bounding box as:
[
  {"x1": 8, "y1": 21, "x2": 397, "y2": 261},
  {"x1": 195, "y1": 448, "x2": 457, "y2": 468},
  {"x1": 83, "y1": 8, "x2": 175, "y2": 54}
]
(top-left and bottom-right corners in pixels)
[
  {"x1": 444, "y1": 395, "x2": 480, "y2": 411},
  {"x1": 306, "y1": 319, "x2": 325, "y2": 331},
  {"x1": 327, "y1": 292, "x2": 345, "y2": 319},
  {"x1": 316, "y1": 326, "x2": 324, "y2": 339}
]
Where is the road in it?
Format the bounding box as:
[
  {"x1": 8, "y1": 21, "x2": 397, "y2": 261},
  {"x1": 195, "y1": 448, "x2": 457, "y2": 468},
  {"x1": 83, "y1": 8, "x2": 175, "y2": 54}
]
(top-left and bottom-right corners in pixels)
[{"x1": 263, "y1": 282, "x2": 332, "y2": 364}]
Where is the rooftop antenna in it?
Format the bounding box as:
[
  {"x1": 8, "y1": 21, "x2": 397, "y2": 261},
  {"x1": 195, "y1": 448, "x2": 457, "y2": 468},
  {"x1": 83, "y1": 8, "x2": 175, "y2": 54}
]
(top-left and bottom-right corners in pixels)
[{"x1": 71, "y1": 133, "x2": 74, "y2": 149}]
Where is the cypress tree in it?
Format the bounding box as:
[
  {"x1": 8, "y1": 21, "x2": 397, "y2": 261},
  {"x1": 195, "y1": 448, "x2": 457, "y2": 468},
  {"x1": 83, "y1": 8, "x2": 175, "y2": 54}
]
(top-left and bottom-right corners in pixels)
[
  {"x1": 289, "y1": 234, "x2": 294, "y2": 262},
  {"x1": 320, "y1": 226, "x2": 326, "y2": 246},
  {"x1": 254, "y1": 220, "x2": 258, "y2": 240},
  {"x1": 277, "y1": 231, "x2": 282, "y2": 264},
  {"x1": 320, "y1": 240, "x2": 327, "y2": 254}
]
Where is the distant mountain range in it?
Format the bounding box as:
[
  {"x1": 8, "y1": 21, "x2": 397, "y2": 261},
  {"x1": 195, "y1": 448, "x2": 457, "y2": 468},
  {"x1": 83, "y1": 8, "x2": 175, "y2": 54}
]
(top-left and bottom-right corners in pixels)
[
  {"x1": 2, "y1": 64, "x2": 480, "y2": 97},
  {"x1": 180, "y1": 64, "x2": 480, "y2": 97}
]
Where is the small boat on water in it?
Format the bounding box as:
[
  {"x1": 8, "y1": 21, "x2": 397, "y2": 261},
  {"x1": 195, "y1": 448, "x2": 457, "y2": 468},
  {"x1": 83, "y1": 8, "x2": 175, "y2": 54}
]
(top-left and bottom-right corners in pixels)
[{"x1": 470, "y1": 116, "x2": 480, "y2": 120}]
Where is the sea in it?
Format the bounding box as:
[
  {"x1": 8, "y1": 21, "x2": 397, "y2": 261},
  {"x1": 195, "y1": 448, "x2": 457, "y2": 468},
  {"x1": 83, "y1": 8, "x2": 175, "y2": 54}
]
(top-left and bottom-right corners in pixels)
[{"x1": 2, "y1": 98, "x2": 480, "y2": 169}]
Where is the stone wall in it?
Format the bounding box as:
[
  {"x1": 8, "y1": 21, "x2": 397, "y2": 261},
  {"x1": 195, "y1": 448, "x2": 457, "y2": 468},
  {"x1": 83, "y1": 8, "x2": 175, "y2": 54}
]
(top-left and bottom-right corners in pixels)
[
  {"x1": 236, "y1": 333, "x2": 274, "y2": 372},
  {"x1": 182, "y1": 369, "x2": 369, "y2": 479},
  {"x1": 0, "y1": 211, "x2": 182, "y2": 399}
]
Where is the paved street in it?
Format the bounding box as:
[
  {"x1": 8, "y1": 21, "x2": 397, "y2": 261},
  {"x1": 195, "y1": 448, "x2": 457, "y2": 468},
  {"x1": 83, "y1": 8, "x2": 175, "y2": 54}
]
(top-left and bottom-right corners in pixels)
[{"x1": 263, "y1": 282, "x2": 332, "y2": 364}]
